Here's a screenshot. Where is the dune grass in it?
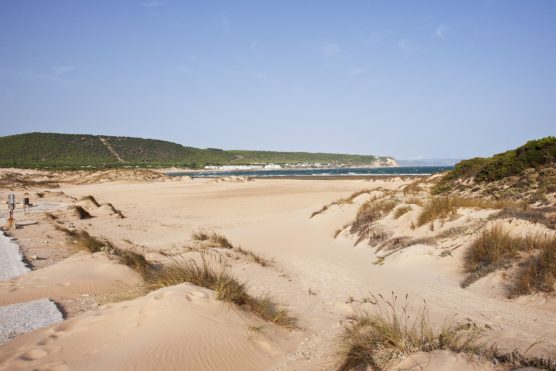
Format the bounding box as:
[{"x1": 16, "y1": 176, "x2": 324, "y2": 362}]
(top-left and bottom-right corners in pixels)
[
  {"x1": 310, "y1": 189, "x2": 372, "y2": 218},
  {"x1": 512, "y1": 235, "x2": 556, "y2": 296},
  {"x1": 350, "y1": 197, "x2": 399, "y2": 244},
  {"x1": 393, "y1": 205, "x2": 412, "y2": 219},
  {"x1": 338, "y1": 294, "x2": 489, "y2": 370},
  {"x1": 462, "y1": 224, "x2": 556, "y2": 294},
  {"x1": 192, "y1": 231, "x2": 272, "y2": 267},
  {"x1": 417, "y1": 196, "x2": 519, "y2": 227},
  {"x1": 146, "y1": 254, "x2": 295, "y2": 327},
  {"x1": 192, "y1": 231, "x2": 234, "y2": 249}
]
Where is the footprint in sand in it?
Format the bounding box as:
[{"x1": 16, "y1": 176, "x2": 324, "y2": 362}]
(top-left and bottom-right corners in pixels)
[{"x1": 19, "y1": 348, "x2": 48, "y2": 361}]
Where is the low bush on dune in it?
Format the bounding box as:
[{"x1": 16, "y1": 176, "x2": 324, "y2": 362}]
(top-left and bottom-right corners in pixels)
[
  {"x1": 512, "y1": 236, "x2": 556, "y2": 296},
  {"x1": 462, "y1": 224, "x2": 556, "y2": 294},
  {"x1": 146, "y1": 255, "x2": 295, "y2": 327},
  {"x1": 417, "y1": 196, "x2": 519, "y2": 227},
  {"x1": 350, "y1": 197, "x2": 399, "y2": 244},
  {"x1": 338, "y1": 294, "x2": 489, "y2": 370}
]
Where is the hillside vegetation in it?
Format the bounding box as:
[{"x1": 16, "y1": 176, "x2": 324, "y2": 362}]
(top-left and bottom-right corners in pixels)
[
  {"x1": 0, "y1": 133, "x2": 394, "y2": 169},
  {"x1": 434, "y1": 137, "x2": 556, "y2": 203}
]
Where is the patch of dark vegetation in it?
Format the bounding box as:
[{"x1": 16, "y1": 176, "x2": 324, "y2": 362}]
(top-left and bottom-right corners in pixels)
[
  {"x1": 433, "y1": 137, "x2": 556, "y2": 195},
  {"x1": 146, "y1": 254, "x2": 295, "y2": 327}
]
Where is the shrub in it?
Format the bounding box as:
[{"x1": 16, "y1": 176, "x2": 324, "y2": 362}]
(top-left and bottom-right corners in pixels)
[
  {"x1": 338, "y1": 294, "x2": 489, "y2": 370},
  {"x1": 512, "y1": 236, "x2": 556, "y2": 296}
]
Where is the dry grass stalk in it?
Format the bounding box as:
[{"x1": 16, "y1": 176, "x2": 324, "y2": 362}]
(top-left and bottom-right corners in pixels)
[
  {"x1": 350, "y1": 198, "x2": 399, "y2": 244},
  {"x1": 310, "y1": 189, "x2": 373, "y2": 218},
  {"x1": 393, "y1": 205, "x2": 412, "y2": 219}
]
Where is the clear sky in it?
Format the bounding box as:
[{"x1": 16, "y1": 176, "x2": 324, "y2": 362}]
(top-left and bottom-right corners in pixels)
[{"x1": 0, "y1": 1, "x2": 554, "y2": 159}]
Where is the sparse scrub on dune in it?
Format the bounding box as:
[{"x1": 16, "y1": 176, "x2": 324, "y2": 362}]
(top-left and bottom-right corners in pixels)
[
  {"x1": 393, "y1": 205, "x2": 412, "y2": 219},
  {"x1": 338, "y1": 294, "x2": 490, "y2": 370},
  {"x1": 512, "y1": 236, "x2": 556, "y2": 296},
  {"x1": 146, "y1": 254, "x2": 295, "y2": 327},
  {"x1": 417, "y1": 196, "x2": 520, "y2": 227},
  {"x1": 462, "y1": 224, "x2": 556, "y2": 294},
  {"x1": 57, "y1": 226, "x2": 150, "y2": 275},
  {"x1": 70, "y1": 205, "x2": 93, "y2": 219},
  {"x1": 192, "y1": 231, "x2": 234, "y2": 249},
  {"x1": 192, "y1": 230, "x2": 272, "y2": 267},
  {"x1": 462, "y1": 225, "x2": 529, "y2": 287},
  {"x1": 350, "y1": 197, "x2": 399, "y2": 244}
]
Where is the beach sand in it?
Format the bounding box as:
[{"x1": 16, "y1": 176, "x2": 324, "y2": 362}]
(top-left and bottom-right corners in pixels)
[{"x1": 0, "y1": 173, "x2": 555, "y2": 370}]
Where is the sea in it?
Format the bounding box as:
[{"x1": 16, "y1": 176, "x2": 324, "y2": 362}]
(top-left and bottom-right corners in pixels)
[{"x1": 168, "y1": 166, "x2": 453, "y2": 178}]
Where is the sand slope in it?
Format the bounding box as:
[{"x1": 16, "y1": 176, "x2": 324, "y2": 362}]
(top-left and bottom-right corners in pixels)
[{"x1": 0, "y1": 284, "x2": 295, "y2": 371}]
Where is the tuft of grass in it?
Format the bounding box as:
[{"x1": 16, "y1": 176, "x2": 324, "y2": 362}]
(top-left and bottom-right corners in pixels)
[
  {"x1": 417, "y1": 196, "x2": 519, "y2": 227},
  {"x1": 146, "y1": 255, "x2": 295, "y2": 327},
  {"x1": 393, "y1": 205, "x2": 412, "y2": 219},
  {"x1": 80, "y1": 195, "x2": 100, "y2": 207},
  {"x1": 512, "y1": 235, "x2": 556, "y2": 296},
  {"x1": 235, "y1": 246, "x2": 273, "y2": 267},
  {"x1": 70, "y1": 205, "x2": 93, "y2": 220},
  {"x1": 462, "y1": 225, "x2": 530, "y2": 287},
  {"x1": 192, "y1": 231, "x2": 234, "y2": 249},
  {"x1": 338, "y1": 293, "x2": 490, "y2": 370},
  {"x1": 350, "y1": 198, "x2": 399, "y2": 243},
  {"x1": 57, "y1": 226, "x2": 150, "y2": 275}
]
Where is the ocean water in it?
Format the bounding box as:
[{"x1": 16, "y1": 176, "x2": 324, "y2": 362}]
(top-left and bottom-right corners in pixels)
[{"x1": 168, "y1": 166, "x2": 453, "y2": 178}]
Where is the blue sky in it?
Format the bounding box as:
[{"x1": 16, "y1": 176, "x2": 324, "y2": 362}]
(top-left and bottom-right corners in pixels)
[{"x1": 0, "y1": 1, "x2": 554, "y2": 159}]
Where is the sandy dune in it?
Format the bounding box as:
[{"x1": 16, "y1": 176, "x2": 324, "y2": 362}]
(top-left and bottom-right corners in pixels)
[{"x1": 0, "y1": 175, "x2": 555, "y2": 370}]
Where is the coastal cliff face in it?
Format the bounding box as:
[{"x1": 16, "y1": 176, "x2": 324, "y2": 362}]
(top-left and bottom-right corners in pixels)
[{"x1": 373, "y1": 157, "x2": 399, "y2": 167}]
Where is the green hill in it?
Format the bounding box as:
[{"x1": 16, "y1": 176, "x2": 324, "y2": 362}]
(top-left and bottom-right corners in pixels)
[
  {"x1": 0, "y1": 132, "x2": 395, "y2": 169},
  {"x1": 434, "y1": 136, "x2": 556, "y2": 194}
]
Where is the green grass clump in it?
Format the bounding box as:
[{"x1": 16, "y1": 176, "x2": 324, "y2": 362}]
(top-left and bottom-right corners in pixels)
[
  {"x1": 146, "y1": 255, "x2": 295, "y2": 327},
  {"x1": 338, "y1": 294, "x2": 489, "y2": 370}
]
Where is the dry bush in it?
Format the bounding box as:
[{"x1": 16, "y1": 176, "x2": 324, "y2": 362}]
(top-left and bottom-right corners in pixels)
[
  {"x1": 338, "y1": 294, "x2": 490, "y2": 370},
  {"x1": 462, "y1": 225, "x2": 530, "y2": 287},
  {"x1": 70, "y1": 205, "x2": 93, "y2": 220},
  {"x1": 146, "y1": 255, "x2": 295, "y2": 327},
  {"x1": 512, "y1": 235, "x2": 556, "y2": 296},
  {"x1": 417, "y1": 196, "x2": 519, "y2": 227},
  {"x1": 350, "y1": 198, "x2": 399, "y2": 243},
  {"x1": 492, "y1": 207, "x2": 556, "y2": 229},
  {"x1": 393, "y1": 205, "x2": 412, "y2": 219}
]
